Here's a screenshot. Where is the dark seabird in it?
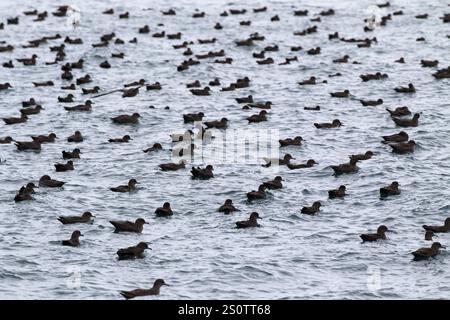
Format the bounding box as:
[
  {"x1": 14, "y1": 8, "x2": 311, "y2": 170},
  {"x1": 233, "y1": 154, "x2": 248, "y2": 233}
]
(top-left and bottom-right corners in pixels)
[
  {"x1": 204, "y1": 118, "x2": 228, "y2": 129},
  {"x1": 392, "y1": 114, "x2": 420, "y2": 127},
  {"x1": 218, "y1": 199, "x2": 239, "y2": 214},
  {"x1": 246, "y1": 185, "x2": 267, "y2": 200},
  {"x1": 67, "y1": 131, "x2": 83, "y2": 143},
  {"x1": 109, "y1": 135, "x2": 132, "y2": 143},
  {"x1": 143, "y1": 143, "x2": 163, "y2": 153},
  {"x1": 389, "y1": 140, "x2": 416, "y2": 154},
  {"x1": 15, "y1": 140, "x2": 41, "y2": 151},
  {"x1": 287, "y1": 159, "x2": 317, "y2": 170},
  {"x1": 331, "y1": 159, "x2": 359, "y2": 175},
  {"x1": 380, "y1": 181, "x2": 400, "y2": 197},
  {"x1": 55, "y1": 161, "x2": 74, "y2": 172},
  {"x1": 349, "y1": 151, "x2": 373, "y2": 162},
  {"x1": 394, "y1": 83, "x2": 415, "y2": 93},
  {"x1": 381, "y1": 131, "x2": 409, "y2": 143},
  {"x1": 155, "y1": 202, "x2": 173, "y2": 217},
  {"x1": 301, "y1": 201, "x2": 321, "y2": 215},
  {"x1": 39, "y1": 175, "x2": 65, "y2": 187},
  {"x1": 412, "y1": 242, "x2": 445, "y2": 260},
  {"x1": 110, "y1": 179, "x2": 138, "y2": 192},
  {"x1": 58, "y1": 212, "x2": 94, "y2": 224},
  {"x1": 360, "y1": 225, "x2": 389, "y2": 242},
  {"x1": 120, "y1": 279, "x2": 168, "y2": 299},
  {"x1": 62, "y1": 230, "x2": 83, "y2": 247},
  {"x1": 236, "y1": 212, "x2": 262, "y2": 228},
  {"x1": 191, "y1": 165, "x2": 214, "y2": 179},
  {"x1": 328, "y1": 185, "x2": 346, "y2": 199},
  {"x1": 423, "y1": 218, "x2": 450, "y2": 233},
  {"x1": 386, "y1": 106, "x2": 411, "y2": 117},
  {"x1": 62, "y1": 148, "x2": 81, "y2": 159},
  {"x1": 110, "y1": 218, "x2": 148, "y2": 233},
  {"x1": 263, "y1": 176, "x2": 283, "y2": 190},
  {"x1": 314, "y1": 119, "x2": 342, "y2": 129},
  {"x1": 159, "y1": 160, "x2": 186, "y2": 171},
  {"x1": 117, "y1": 242, "x2": 151, "y2": 260},
  {"x1": 111, "y1": 113, "x2": 141, "y2": 124}
]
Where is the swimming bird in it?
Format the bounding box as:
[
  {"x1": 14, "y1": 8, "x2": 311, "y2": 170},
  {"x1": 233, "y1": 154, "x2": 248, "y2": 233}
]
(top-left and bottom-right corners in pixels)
[
  {"x1": 328, "y1": 185, "x2": 346, "y2": 199},
  {"x1": 349, "y1": 151, "x2": 373, "y2": 162},
  {"x1": 360, "y1": 225, "x2": 389, "y2": 242},
  {"x1": 380, "y1": 181, "x2": 400, "y2": 197},
  {"x1": 0, "y1": 136, "x2": 13, "y2": 144},
  {"x1": 331, "y1": 159, "x2": 359, "y2": 175},
  {"x1": 262, "y1": 154, "x2": 294, "y2": 167},
  {"x1": 190, "y1": 87, "x2": 210, "y2": 96},
  {"x1": 263, "y1": 176, "x2": 283, "y2": 189},
  {"x1": 64, "y1": 100, "x2": 93, "y2": 111},
  {"x1": 155, "y1": 202, "x2": 173, "y2": 217},
  {"x1": 421, "y1": 60, "x2": 438, "y2": 67},
  {"x1": 146, "y1": 82, "x2": 161, "y2": 90},
  {"x1": 110, "y1": 179, "x2": 138, "y2": 192},
  {"x1": 0, "y1": 82, "x2": 12, "y2": 90},
  {"x1": 386, "y1": 106, "x2": 411, "y2": 117},
  {"x1": 76, "y1": 75, "x2": 92, "y2": 85},
  {"x1": 247, "y1": 110, "x2": 267, "y2": 123},
  {"x1": 191, "y1": 165, "x2": 214, "y2": 179},
  {"x1": 143, "y1": 143, "x2": 163, "y2": 153},
  {"x1": 39, "y1": 175, "x2": 64, "y2": 187},
  {"x1": 15, "y1": 140, "x2": 41, "y2": 151},
  {"x1": 314, "y1": 119, "x2": 342, "y2": 129},
  {"x1": 236, "y1": 95, "x2": 253, "y2": 104},
  {"x1": 82, "y1": 86, "x2": 100, "y2": 95},
  {"x1": 423, "y1": 218, "x2": 450, "y2": 233},
  {"x1": 62, "y1": 230, "x2": 83, "y2": 247},
  {"x1": 246, "y1": 185, "x2": 267, "y2": 200},
  {"x1": 301, "y1": 201, "x2": 321, "y2": 215},
  {"x1": 58, "y1": 94, "x2": 74, "y2": 103},
  {"x1": 20, "y1": 105, "x2": 43, "y2": 115},
  {"x1": 381, "y1": 131, "x2": 409, "y2": 143},
  {"x1": 236, "y1": 212, "x2": 262, "y2": 228},
  {"x1": 67, "y1": 131, "x2": 83, "y2": 142},
  {"x1": 17, "y1": 54, "x2": 37, "y2": 66},
  {"x1": 111, "y1": 113, "x2": 141, "y2": 124},
  {"x1": 117, "y1": 242, "x2": 151, "y2": 260},
  {"x1": 287, "y1": 159, "x2": 317, "y2": 170},
  {"x1": 55, "y1": 161, "x2": 74, "y2": 172},
  {"x1": 109, "y1": 135, "x2": 132, "y2": 143},
  {"x1": 389, "y1": 140, "x2": 416, "y2": 154},
  {"x1": 411, "y1": 242, "x2": 445, "y2": 260},
  {"x1": 218, "y1": 199, "x2": 239, "y2": 214},
  {"x1": 3, "y1": 114, "x2": 28, "y2": 125},
  {"x1": 159, "y1": 160, "x2": 186, "y2": 171},
  {"x1": 58, "y1": 212, "x2": 94, "y2": 224},
  {"x1": 122, "y1": 87, "x2": 140, "y2": 98},
  {"x1": 124, "y1": 79, "x2": 145, "y2": 87},
  {"x1": 360, "y1": 99, "x2": 383, "y2": 106},
  {"x1": 392, "y1": 114, "x2": 420, "y2": 127},
  {"x1": 394, "y1": 83, "x2": 415, "y2": 93},
  {"x1": 110, "y1": 218, "x2": 148, "y2": 233},
  {"x1": 120, "y1": 279, "x2": 168, "y2": 299},
  {"x1": 330, "y1": 90, "x2": 349, "y2": 98},
  {"x1": 22, "y1": 98, "x2": 37, "y2": 107},
  {"x1": 204, "y1": 118, "x2": 228, "y2": 129},
  {"x1": 62, "y1": 148, "x2": 81, "y2": 159},
  {"x1": 425, "y1": 230, "x2": 435, "y2": 241},
  {"x1": 298, "y1": 77, "x2": 318, "y2": 85},
  {"x1": 183, "y1": 112, "x2": 204, "y2": 123}
]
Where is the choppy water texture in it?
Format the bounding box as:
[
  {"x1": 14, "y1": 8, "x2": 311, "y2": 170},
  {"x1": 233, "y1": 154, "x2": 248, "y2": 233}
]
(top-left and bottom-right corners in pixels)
[{"x1": 1, "y1": 0, "x2": 450, "y2": 299}]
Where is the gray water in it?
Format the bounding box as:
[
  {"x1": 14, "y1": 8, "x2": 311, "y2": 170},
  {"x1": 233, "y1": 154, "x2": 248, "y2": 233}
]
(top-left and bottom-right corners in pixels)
[{"x1": 1, "y1": 0, "x2": 450, "y2": 299}]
